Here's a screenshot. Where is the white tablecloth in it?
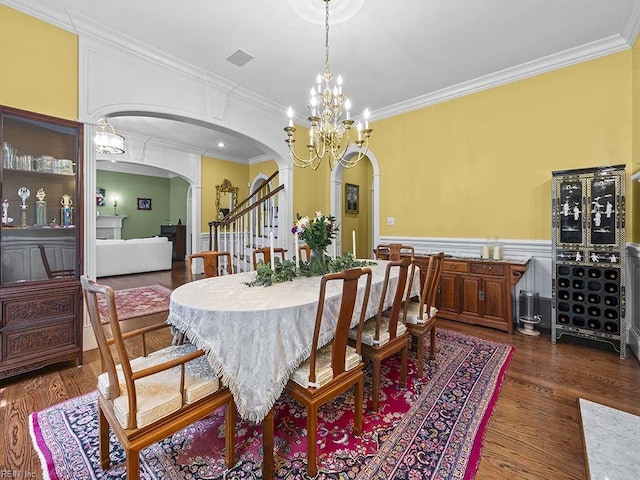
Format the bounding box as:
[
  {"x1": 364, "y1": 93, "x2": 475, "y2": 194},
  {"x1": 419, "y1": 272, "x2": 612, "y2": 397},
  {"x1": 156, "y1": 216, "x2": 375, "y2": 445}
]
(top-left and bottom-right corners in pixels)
[{"x1": 167, "y1": 261, "x2": 417, "y2": 422}]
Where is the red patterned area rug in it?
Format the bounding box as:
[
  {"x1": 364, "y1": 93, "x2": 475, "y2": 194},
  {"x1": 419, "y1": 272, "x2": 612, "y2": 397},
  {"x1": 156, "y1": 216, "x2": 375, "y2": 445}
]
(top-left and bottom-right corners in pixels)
[
  {"x1": 30, "y1": 330, "x2": 513, "y2": 479},
  {"x1": 97, "y1": 284, "x2": 172, "y2": 323}
]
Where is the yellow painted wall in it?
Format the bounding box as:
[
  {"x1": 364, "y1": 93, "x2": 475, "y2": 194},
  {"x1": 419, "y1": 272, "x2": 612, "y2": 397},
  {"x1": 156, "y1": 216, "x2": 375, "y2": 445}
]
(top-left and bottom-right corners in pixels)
[
  {"x1": 632, "y1": 37, "x2": 640, "y2": 242},
  {"x1": 249, "y1": 160, "x2": 278, "y2": 183},
  {"x1": 200, "y1": 157, "x2": 250, "y2": 231},
  {"x1": 291, "y1": 130, "x2": 331, "y2": 217},
  {"x1": 342, "y1": 161, "x2": 373, "y2": 258},
  {"x1": 0, "y1": 5, "x2": 78, "y2": 120},
  {"x1": 370, "y1": 51, "x2": 632, "y2": 241}
]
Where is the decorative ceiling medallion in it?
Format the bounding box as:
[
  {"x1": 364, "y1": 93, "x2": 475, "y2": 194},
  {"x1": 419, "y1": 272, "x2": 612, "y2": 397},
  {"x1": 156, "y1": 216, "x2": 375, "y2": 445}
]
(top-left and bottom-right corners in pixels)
[{"x1": 287, "y1": 0, "x2": 365, "y2": 25}]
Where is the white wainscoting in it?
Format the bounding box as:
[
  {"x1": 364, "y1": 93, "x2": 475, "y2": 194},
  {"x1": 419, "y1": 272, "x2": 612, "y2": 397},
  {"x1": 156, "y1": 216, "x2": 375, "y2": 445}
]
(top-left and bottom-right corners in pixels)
[
  {"x1": 626, "y1": 243, "x2": 640, "y2": 363},
  {"x1": 381, "y1": 236, "x2": 553, "y2": 297}
]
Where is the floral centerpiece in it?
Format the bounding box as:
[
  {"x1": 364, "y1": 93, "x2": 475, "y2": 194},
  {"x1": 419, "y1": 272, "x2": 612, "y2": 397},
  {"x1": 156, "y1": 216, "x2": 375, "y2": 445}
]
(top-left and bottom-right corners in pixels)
[{"x1": 293, "y1": 211, "x2": 339, "y2": 276}]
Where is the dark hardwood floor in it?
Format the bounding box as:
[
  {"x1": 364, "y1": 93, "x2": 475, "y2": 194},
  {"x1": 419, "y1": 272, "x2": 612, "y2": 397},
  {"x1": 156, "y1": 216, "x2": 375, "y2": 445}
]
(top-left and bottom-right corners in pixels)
[{"x1": 1, "y1": 261, "x2": 639, "y2": 479}]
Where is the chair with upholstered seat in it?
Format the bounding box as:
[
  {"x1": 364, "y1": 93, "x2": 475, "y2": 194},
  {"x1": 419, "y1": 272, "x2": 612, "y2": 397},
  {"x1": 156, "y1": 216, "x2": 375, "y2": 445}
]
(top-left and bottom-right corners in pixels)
[
  {"x1": 348, "y1": 257, "x2": 413, "y2": 411},
  {"x1": 285, "y1": 267, "x2": 372, "y2": 477},
  {"x1": 403, "y1": 252, "x2": 444, "y2": 376},
  {"x1": 252, "y1": 246, "x2": 287, "y2": 269},
  {"x1": 374, "y1": 243, "x2": 415, "y2": 261},
  {"x1": 298, "y1": 244, "x2": 311, "y2": 262},
  {"x1": 80, "y1": 276, "x2": 235, "y2": 480},
  {"x1": 187, "y1": 250, "x2": 233, "y2": 281},
  {"x1": 38, "y1": 244, "x2": 75, "y2": 279}
]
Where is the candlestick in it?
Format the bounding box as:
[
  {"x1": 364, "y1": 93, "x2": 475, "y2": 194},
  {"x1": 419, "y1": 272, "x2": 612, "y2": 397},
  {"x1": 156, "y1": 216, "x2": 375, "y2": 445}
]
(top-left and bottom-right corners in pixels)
[
  {"x1": 352, "y1": 230, "x2": 356, "y2": 258},
  {"x1": 332, "y1": 240, "x2": 337, "y2": 260},
  {"x1": 294, "y1": 232, "x2": 300, "y2": 270},
  {"x1": 269, "y1": 232, "x2": 275, "y2": 270}
]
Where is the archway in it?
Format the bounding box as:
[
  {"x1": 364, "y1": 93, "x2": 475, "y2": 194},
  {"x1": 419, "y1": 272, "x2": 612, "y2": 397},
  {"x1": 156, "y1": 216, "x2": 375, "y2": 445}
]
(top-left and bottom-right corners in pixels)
[{"x1": 330, "y1": 148, "x2": 380, "y2": 259}]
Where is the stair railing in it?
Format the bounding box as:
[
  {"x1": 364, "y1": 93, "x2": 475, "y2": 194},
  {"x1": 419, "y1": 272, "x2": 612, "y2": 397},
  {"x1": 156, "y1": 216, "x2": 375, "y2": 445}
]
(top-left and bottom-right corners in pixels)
[{"x1": 208, "y1": 171, "x2": 283, "y2": 272}]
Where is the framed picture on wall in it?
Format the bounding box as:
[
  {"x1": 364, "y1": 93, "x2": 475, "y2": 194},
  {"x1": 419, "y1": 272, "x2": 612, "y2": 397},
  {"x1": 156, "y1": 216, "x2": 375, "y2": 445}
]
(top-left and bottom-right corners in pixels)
[
  {"x1": 345, "y1": 183, "x2": 359, "y2": 214},
  {"x1": 137, "y1": 197, "x2": 152, "y2": 210},
  {"x1": 96, "y1": 187, "x2": 105, "y2": 206}
]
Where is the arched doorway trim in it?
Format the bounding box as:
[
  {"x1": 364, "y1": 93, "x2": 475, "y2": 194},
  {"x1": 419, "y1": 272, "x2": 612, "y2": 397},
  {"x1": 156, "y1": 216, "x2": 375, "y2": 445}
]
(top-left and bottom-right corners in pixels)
[{"x1": 329, "y1": 148, "x2": 380, "y2": 257}]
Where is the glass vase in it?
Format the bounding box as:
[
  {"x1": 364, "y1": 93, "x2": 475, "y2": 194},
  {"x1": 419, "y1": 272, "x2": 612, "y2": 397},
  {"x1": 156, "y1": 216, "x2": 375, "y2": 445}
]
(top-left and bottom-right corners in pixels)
[{"x1": 309, "y1": 248, "x2": 329, "y2": 276}]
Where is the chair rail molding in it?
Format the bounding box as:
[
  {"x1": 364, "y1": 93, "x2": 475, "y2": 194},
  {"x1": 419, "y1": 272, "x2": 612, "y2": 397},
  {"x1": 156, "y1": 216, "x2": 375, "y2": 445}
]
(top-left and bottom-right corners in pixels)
[
  {"x1": 626, "y1": 243, "x2": 640, "y2": 363},
  {"x1": 380, "y1": 236, "x2": 553, "y2": 296}
]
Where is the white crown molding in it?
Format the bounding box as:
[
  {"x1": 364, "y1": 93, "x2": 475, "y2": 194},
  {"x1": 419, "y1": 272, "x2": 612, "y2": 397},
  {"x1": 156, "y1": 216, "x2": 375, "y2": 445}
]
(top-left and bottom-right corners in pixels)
[
  {"x1": 7, "y1": 0, "x2": 640, "y2": 124},
  {"x1": 202, "y1": 151, "x2": 251, "y2": 165},
  {"x1": 5, "y1": 0, "x2": 283, "y2": 118},
  {"x1": 73, "y1": 10, "x2": 282, "y2": 117},
  {"x1": 248, "y1": 154, "x2": 277, "y2": 166},
  {"x1": 374, "y1": 34, "x2": 632, "y2": 121},
  {"x1": 621, "y1": 0, "x2": 640, "y2": 46}
]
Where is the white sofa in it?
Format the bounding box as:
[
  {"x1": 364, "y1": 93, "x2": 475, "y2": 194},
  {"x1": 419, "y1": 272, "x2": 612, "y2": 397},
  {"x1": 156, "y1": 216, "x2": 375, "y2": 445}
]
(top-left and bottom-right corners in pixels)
[{"x1": 96, "y1": 237, "x2": 173, "y2": 277}]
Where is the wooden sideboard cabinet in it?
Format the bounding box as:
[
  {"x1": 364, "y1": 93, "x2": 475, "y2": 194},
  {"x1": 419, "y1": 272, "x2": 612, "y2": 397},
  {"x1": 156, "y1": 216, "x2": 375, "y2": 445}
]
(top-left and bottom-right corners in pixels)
[{"x1": 435, "y1": 258, "x2": 528, "y2": 334}]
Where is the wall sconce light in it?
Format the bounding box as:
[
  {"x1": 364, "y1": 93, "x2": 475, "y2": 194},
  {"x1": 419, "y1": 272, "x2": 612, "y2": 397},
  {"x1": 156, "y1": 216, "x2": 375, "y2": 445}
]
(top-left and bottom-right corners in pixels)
[{"x1": 113, "y1": 196, "x2": 118, "y2": 216}]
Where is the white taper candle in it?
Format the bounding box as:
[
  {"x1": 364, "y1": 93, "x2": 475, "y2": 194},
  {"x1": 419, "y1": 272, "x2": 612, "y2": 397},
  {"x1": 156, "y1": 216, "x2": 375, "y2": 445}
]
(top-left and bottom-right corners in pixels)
[
  {"x1": 269, "y1": 232, "x2": 275, "y2": 270},
  {"x1": 352, "y1": 230, "x2": 357, "y2": 258}
]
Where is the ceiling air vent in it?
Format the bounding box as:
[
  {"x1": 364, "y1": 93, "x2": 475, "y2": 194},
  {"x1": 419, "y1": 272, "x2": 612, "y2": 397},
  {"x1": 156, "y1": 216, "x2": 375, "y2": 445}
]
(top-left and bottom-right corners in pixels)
[{"x1": 226, "y1": 48, "x2": 255, "y2": 67}]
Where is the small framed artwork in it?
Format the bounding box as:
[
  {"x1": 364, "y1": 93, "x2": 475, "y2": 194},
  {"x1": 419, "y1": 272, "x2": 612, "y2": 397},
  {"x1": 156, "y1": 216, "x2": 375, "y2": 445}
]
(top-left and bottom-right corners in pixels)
[
  {"x1": 345, "y1": 183, "x2": 359, "y2": 214},
  {"x1": 137, "y1": 198, "x2": 152, "y2": 210},
  {"x1": 96, "y1": 187, "x2": 105, "y2": 206}
]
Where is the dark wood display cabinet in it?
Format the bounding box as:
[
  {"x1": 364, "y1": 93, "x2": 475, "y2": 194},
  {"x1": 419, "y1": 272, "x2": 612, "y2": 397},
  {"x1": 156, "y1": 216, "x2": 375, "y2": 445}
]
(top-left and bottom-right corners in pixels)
[{"x1": 0, "y1": 105, "x2": 84, "y2": 380}]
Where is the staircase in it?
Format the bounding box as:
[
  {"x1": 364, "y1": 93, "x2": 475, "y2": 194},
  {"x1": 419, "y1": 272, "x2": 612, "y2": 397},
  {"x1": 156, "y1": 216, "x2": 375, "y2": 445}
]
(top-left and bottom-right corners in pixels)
[{"x1": 208, "y1": 170, "x2": 284, "y2": 273}]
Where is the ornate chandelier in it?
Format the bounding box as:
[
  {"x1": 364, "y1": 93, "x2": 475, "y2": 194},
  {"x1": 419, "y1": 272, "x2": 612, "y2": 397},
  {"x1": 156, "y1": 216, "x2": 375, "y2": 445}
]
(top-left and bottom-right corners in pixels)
[
  {"x1": 95, "y1": 118, "x2": 125, "y2": 155},
  {"x1": 284, "y1": 0, "x2": 372, "y2": 170}
]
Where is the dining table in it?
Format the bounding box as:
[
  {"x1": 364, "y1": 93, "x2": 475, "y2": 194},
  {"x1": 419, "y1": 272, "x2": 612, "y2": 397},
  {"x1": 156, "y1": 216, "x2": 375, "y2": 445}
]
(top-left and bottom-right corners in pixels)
[{"x1": 166, "y1": 260, "x2": 418, "y2": 479}]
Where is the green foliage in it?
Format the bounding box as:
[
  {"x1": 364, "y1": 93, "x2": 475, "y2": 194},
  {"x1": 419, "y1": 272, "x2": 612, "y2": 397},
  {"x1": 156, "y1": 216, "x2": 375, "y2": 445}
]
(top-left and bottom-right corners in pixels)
[
  {"x1": 245, "y1": 253, "x2": 376, "y2": 287},
  {"x1": 244, "y1": 259, "x2": 298, "y2": 287},
  {"x1": 328, "y1": 252, "x2": 377, "y2": 272}
]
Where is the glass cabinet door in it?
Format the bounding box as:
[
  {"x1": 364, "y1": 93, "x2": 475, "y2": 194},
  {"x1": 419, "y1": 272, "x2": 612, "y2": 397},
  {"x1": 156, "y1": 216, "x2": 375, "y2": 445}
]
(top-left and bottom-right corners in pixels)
[{"x1": 1, "y1": 109, "x2": 83, "y2": 285}]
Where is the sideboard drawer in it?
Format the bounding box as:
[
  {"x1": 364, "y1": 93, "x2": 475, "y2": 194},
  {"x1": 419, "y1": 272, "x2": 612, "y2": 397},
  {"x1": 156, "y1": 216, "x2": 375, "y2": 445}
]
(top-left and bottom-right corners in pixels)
[
  {"x1": 443, "y1": 261, "x2": 469, "y2": 273},
  {"x1": 470, "y1": 263, "x2": 506, "y2": 276}
]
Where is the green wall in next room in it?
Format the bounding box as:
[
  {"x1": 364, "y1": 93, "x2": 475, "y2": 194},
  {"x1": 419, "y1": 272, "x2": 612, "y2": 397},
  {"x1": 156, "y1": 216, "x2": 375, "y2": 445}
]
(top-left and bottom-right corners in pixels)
[{"x1": 96, "y1": 170, "x2": 189, "y2": 239}]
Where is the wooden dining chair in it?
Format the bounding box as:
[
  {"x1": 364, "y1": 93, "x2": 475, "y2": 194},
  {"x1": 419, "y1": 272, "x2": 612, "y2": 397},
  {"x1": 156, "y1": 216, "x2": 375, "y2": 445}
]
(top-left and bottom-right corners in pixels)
[
  {"x1": 374, "y1": 243, "x2": 415, "y2": 261},
  {"x1": 38, "y1": 244, "x2": 75, "y2": 279},
  {"x1": 403, "y1": 252, "x2": 445, "y2": 376},
  {"x1": 187, "y1": 250, "x2": 233, "y2": 281},
  {"x1": 349, "y1": 257, "x2": 413, "y2": 411},
  {"x1": 252, "y1": 246, "x2": 286, "y2": 269},
  {"x1": 298, "y1": 244, "x2": 311, "y2": 262},
  {"x1": 80, "y1": 276, "x2": 236, "y2": 480},
  {"x1": 285, "y1": 267, "x2": 372, "y2": 477}
]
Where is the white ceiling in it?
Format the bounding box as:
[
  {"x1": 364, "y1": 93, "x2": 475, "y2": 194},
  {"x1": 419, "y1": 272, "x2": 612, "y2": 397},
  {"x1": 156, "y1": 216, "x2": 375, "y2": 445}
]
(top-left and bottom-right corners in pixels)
[{"x1": 6, "y1": 0, "x2": 640, "y2": 170}]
